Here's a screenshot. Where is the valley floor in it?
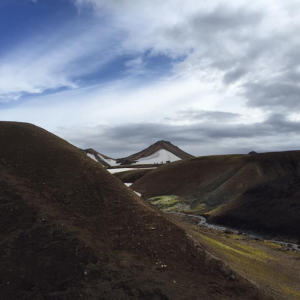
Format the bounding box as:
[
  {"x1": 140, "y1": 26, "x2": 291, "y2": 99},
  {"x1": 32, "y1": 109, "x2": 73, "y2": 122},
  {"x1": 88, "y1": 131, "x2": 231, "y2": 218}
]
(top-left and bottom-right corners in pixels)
[{"x1": 169, "y1": 213, "x2": 300, "y2": 300}]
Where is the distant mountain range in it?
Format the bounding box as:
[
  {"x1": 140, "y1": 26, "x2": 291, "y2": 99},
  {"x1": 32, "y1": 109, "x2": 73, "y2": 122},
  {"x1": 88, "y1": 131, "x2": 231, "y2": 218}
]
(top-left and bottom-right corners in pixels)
[{"x1": 84, "y1": 140, "x2": 194, "y2": 166}]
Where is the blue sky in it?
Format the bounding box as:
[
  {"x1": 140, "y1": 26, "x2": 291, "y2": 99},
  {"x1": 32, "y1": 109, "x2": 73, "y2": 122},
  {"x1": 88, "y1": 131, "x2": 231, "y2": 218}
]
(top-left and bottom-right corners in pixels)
[{"x1": 2, "y1": 0, "x2": 300, "y2": 157}]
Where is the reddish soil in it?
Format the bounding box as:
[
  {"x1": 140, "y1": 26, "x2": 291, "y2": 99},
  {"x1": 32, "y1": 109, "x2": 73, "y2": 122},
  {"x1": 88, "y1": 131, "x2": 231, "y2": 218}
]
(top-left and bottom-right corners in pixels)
[{"x1": 0, "y1": 122, "x2": 268, "y2": 299}]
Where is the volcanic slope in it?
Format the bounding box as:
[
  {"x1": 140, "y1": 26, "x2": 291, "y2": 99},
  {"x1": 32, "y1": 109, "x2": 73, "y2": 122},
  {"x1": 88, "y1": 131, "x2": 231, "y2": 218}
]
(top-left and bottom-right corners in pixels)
[
  {"x1": 0, "y1": 122, "x2": 268, "y2": 300},
  {"x1": 132, "y1": 152, "x2": 300, "y2": 238},
  {"x1": 117, "y1": 140, "x2": 193, "y2": 165},
  {"x1": 114, "y1": 168, "x2": 154, "y2": 183},
  {"x1": 84, "y1": 148, "x2": 119, "y2": 167},
  {"x1": 208, "y1": 172, "x2": 300, "y2": 239}
]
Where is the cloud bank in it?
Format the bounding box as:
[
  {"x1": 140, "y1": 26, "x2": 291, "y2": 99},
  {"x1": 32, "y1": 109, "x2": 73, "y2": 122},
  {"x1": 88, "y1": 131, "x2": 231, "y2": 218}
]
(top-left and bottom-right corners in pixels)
[{"x1": 2, "y1": 0, "x2": 300, "y2": 156}]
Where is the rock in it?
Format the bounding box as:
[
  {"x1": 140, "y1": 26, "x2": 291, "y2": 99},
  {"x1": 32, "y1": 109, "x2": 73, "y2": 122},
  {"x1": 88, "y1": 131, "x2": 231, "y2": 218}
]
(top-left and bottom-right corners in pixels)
[{"x1": 229, "y1": 274, "x2": 236, "y2": 281}]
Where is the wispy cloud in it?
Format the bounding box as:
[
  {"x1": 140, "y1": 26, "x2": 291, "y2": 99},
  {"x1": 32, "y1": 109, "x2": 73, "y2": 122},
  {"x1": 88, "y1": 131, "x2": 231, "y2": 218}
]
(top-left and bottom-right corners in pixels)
[
  {"x1": 0, "y1": 16, "x2": 123, "y2": 101},
  {"x1": 2, "y1": 0, "x2": 300, "y2": 156}
]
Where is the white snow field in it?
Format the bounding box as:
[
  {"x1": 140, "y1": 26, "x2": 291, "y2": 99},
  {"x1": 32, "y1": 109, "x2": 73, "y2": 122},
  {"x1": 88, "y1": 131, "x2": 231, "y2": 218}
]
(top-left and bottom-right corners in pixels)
[
  {"x1": 97, "y1": 153, "x2": 119, "y2": 166},
  {"x1": 134, "y1": 149, "x2": 181, "y2": 164},
  {"x1": 86, "y1": 153, "x2": 119, "y2": 166},
  {"x1": 108, "y1": 168, "x2": 156, "y2": 174},
  {"x1": 87, "y1": 153, "x2": 98, "y2": 162}
]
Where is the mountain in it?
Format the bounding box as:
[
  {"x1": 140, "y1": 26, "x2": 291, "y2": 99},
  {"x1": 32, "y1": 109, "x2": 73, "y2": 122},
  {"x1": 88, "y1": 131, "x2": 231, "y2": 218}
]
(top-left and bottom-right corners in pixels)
[
  {"x1": 132, "y1": 151, "x2": 300, "y2": 239},
  {"x1": 117, "y1": 140, "x2": 194, "y2": 165},
  {"x1": 84, "y1": 148, "x2": 119, "y2": 167},
  {"x1": 0, "y1": 122, "x2": 265, "y2": 299}
]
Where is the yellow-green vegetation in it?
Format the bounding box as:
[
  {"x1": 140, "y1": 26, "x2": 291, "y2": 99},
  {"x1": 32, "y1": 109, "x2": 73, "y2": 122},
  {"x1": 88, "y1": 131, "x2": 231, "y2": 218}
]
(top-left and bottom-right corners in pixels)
[
  {"x1": 148, "y1": 195, "x2": 180, "y2": 210},
  {"x1": 182, "y1": 203, "x2": 207, "y2": 214},
  {"x1": 148, "y1": 195, "x2": 191, "y2": 212},
  {"x1": 227, "y1": 233, "x2": 245, "y2": 240},
  {"x1": 280, "y1": 284, "x2": 300, "y2": 299},
  {"x1": 197, "y1": 232, "x2": 273, "y2": 262},
  {"x1": 191, "y1": 229, "x2": 300, "y2": 300},
  {"x1": 260, "y1": 240, "x2": 282, "y2": 251},
  {"x1": 203, "y1": 203, "x2": 227, "y2": 216}
]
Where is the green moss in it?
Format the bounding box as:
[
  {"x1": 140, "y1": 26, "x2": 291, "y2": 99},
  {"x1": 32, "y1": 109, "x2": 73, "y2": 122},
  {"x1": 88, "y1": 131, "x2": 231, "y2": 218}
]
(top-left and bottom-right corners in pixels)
[
  {"x1": 197, "y1": 232, "x2": 274, "y2": 262},
  {"x1": 193, "y1": 231, "x2": 298, "y2": 300},
  {"x1": 204, "y1": 203, "x2": 227, "y2": 216},
  {"x1": 260, "y1": 240, "x2": 282, "y2": 250},
  {"x1": 148, "y1": 195, "x2": 180, "y2": 209},
  {"x1": 227, "y1": 233, "x2": 244, "y2": 240},
  {"x1": 182, "y1": 204, "x2": 207, "y2": 214},
  {"x1": 280, "y1": 284, "x2": 300, "y2": 299}
]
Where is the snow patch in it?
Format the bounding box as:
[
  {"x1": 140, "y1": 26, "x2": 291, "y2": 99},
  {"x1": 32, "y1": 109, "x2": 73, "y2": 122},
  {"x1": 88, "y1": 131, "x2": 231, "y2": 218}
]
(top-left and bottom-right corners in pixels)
[
  {"x1": 108, "y1": 168, "x2": 156, "y2": 174},
  {"x1": 134, "y1": 149, "x2": 181, "y2": 164},
  {"x1": 97, "y1": 153, "x2": 119, "y2": 167},
  {"x1": 87, "y1": 153, "x2": 98, "y2": 162},
  {"x1": 86, "y1": 152, "x2": 119, "y2": 166}
]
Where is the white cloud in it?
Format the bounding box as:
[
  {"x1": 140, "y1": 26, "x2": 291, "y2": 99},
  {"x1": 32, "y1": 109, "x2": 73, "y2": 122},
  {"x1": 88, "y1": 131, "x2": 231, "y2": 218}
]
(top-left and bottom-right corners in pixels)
[
  {"x1": 2, "y1": 0, "x2": 300, "y2": 155},
  {"x1": 0, "y1": 18, "x2": 123, "y2": 102}
]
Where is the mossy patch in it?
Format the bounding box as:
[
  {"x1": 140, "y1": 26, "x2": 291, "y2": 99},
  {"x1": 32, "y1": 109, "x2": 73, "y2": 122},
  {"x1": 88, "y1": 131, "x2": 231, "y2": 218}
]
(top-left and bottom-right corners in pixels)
[
  {"x1": 148, "y1": 195, "x2": 182, "y2": 211},
  {"x1": 260, "y1": 240, "x2": 282, "y2": 251},
  {"x1": 182, "y1": 204, "x2": 207, "y2": 214},
  {"x1": 204, "y1": 203, "x2": 227, "y2": 216},
  {"x1": 280, "y1": 284, "x2": 300, "y2": 299},
  {"x1": 197, "y1": 232, "x2": 274, "y2": 262}
]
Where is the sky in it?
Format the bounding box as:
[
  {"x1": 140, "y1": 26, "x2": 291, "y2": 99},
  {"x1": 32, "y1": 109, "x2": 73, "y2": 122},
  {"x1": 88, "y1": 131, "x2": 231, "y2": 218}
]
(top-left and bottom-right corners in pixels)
[{"x1": 1, "y1": 0, "x2": 300, "y2": 158}]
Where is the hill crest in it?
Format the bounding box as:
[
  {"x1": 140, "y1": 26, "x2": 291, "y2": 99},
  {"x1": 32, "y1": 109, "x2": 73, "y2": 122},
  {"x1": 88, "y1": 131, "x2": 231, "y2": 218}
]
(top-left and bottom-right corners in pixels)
[{"x1": 117, "y1": 140, "x2": 194, "y2": 165}]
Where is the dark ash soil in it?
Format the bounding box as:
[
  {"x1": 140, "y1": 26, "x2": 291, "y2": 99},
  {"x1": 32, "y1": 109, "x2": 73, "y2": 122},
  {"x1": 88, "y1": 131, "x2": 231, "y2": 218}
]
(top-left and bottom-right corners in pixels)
[
  {"x1": 133, "y1": 152, "x2": 300, "y2": 240},
  {"x1": 209, "y1": 172, "x2": 300, "y2": 240},
  {"x1": 114, "y1": 169, "x2": 154, "y2": 183},
  {"x1": 0, "y1": 122, "x2": 269, "y2": 300}
]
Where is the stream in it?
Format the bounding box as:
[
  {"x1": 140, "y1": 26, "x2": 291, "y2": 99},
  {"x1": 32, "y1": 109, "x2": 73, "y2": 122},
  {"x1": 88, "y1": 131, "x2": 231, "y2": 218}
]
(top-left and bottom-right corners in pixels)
[
  {"x1": 123, "y1": 181, "x2": 300, "y2": 253},
  {"x1": 167, "y1": 211, "x2": 300, "y2": 253}
]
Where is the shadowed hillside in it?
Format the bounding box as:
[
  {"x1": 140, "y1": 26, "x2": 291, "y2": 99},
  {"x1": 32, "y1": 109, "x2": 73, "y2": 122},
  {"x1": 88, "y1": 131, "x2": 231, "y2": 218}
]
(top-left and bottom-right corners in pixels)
[
  {"x1": 114, "y1": 169, "x2": 154, "y2": 183},
  {"x1": 208, "y1": 172, "x2": 300, "y2": 239},
  {"x1": 0, "y1": 122, "x2": 267, "y2": 300},
  {"x1": 132, "y1": 152, "x2": 300, "y2": 238}
]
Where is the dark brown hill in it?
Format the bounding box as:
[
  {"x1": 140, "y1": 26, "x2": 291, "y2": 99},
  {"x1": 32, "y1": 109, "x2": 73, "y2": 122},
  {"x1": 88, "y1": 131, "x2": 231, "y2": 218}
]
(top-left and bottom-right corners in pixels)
[
  {"x1": 117, "y1": 140, "x2": 193, "y2": 164},
  {"x1": 0, "y1": 122, "x2": 266, "y2": 300},
  {"x1": 114, "y1": 169, "x2": 154, "y2": 183},
  {"x1": 208, "y1": 172, "x2": 300, "y2": 239},
  {"x1": 132, "y1": 151, "x2": 300, "y2": 238}
]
